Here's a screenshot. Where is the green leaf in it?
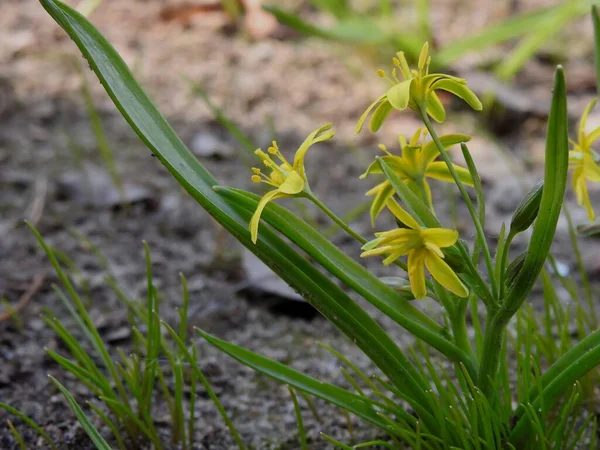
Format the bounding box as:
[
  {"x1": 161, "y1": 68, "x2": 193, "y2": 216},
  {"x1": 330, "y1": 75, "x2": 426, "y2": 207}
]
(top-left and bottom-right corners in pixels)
[
  {"x1": 197, "y1": 329, "x2": 404, "y2": 434},
  {"x1": 37, "y1": 0, "x2": 438, "y2": 424},
  {"x1": 501, "y1": 66, "x2": 568, "y2": 318},
  {"x1": 436, "y1": 1, "x2": 588, "y2": 67},
  {"x1": 494, "y1": 2, "x2": 586, "y2": 80},
  {"x1": 0, "y1": 403, "x2": 59, "y2": 450},
  {"x1": 264, "y1": 7, "x2": 387, "y2": 44},
  {"x1": 49, "y1": 376, "x2": 112, "y2": 450},
  {"x1": 593, "y1": 5, "x2": 600, "y2": 96}
]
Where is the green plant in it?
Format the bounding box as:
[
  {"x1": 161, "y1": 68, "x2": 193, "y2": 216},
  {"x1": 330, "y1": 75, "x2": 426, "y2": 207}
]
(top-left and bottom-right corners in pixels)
[
  {"x1": 31, "y1": 0, "x2": 600, "y2": 447},
  {"x1": 267, "y1": 0, "x2": 592, "y2": 80}
]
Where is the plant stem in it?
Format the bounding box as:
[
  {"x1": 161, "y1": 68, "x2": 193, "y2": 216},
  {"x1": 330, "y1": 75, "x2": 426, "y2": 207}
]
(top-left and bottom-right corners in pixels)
[
  {"x1": 420, "y1": 110, "x2": 498, "y2": 302},
  {"x1": 477, "y1": 312, "x2": 505, "y2": 398},
  {"x1": 450, "y1": 298, "x2": 474, "y2": 359},
  {"x1": 308, "y1": 193, "x2": 367, "y2": 245}
]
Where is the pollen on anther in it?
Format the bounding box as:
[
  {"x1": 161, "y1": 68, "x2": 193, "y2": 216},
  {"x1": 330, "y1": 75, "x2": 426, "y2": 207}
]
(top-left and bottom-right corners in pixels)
[
  {"x1": 377, "y1": 69, "x2": 386, "y2": 78},
  {"x1": 252, "y1": 167, "x2": 261, "y2": 174},
  {"x1": 251, "y1": 175, "x2": 261, "y2": 183}
]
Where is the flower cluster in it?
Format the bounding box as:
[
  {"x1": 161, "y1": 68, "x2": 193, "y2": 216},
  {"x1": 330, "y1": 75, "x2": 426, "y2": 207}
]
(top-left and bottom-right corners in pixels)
[{"x1": 247, "y1": 43, "x2": 482, "y2": 300}]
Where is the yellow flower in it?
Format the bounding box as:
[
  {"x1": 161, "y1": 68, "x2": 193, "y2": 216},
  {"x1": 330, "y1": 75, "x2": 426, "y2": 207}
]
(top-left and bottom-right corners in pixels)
[
  {"x1": 569, "y1": 99, "x2": 600, "y2": 221},
  {"x1": 249, "y1": 124, "x2": 334, "y2": 243},
  {"x1": 356, "y1": 42, "x2": 482, "y2": 133},
  {"x1": 361, "y1": 128, "x2": 473, "y2": 224},
  {"x1": 361, "y1": 199, "x2": 468, "y2": 299}
]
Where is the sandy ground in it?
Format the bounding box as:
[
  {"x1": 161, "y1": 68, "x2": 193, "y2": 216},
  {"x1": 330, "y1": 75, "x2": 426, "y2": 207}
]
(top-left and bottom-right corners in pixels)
[{"x1": 1, "y1": 0, "x2": 600, "y2": 448}]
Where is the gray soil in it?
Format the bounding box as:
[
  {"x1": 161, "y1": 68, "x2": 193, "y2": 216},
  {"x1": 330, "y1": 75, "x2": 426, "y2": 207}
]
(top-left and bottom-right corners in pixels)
[{"x1": 1, "y1": 0, "x2": 600, "y2": 449}]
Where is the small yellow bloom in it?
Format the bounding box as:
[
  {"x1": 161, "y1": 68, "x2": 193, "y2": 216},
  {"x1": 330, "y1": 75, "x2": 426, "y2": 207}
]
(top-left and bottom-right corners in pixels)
[
  {"x1": 356, "y1": 42, "x2": 482, "y2": 133},
  {"x1": 361, "y1": 199, "x2": 468, "y2": 299},
  {"x1": 249, "y1": 124, "x2": 334, "y2": 243},
  {"x1": 361, "y1": 128, "x2": 473, "y2": 224},
  {"x1": 569, "y1": 99, "x2": 600, "y2": 220}
]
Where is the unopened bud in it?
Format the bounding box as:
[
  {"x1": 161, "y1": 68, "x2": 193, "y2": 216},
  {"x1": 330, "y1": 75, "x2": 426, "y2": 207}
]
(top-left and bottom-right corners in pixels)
[{"x1": 509, "y1": 180, "x2": 544, "y2": 236}]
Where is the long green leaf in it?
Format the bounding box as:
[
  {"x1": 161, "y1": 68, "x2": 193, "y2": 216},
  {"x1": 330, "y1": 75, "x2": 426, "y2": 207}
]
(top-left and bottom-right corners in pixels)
[
  {"x1": 0, "y1": 403, "x2": 59, "y2": 450},
  {"x1": 436, "y1": 1, "x2": 589, "y2": 67},
  {"x1": 38, "y1": 0, "x2": 435, "y2": 421},
  {"x1": 264, "y1": 6, "x2": 387, "y2": 44},
  {"x1": 197, "y1": 328, "x2": 402, "y2": 434},
  {"x1": 501, "y1": 66, "x2": 568, "y2": 319},
  {"x1": 593, "y1": 5, "x2": 600, "y2": 96},
  {"x1": 49, "y1": 376, "x2": 112, "y2": 450}
]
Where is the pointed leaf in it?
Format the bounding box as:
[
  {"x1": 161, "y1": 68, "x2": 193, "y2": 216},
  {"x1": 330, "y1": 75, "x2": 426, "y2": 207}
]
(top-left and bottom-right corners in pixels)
[{"x1": 197, "y1": 329, "x2": 407, "y2": 433}]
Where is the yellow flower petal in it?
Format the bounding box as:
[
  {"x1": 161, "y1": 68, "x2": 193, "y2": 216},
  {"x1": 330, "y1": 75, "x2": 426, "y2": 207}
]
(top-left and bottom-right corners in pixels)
[
  {"x1": 249, "y1": 190, "x2": 286, "y2": 244},
  {"x1": 408, "y1": 248, "x2": 427, "y2": 299},
  {"x1": 583, "y1": 155, "x2": 600, "y2": 182},
  {"x1": 424, "y1": 251, "x2": 468, "y2": 298},
  {"x1": 419, "y1": 134, "x2": 472, "y2": 169},
  {"x1": 587, "y1": 126, "x2": 600, "y2": 148},
  {"x1": 356, "y1": 94, "x2": 387, "y2": 133},
  {"x1": 293, "y1": 124, "x2": 334, "y2": 180},
  {"x1": 579, "y1": 98, "x2": 597, "y2": 145},
  {"x1": 360, "y1": 156, "x2": 411, "y2": 179},
  {"x1": 574, "y1": 169, "x2": 595, "y2": 221},
  {"x1": 426, "y1": 91, "x2": 446, "y2": 123},
  {"x1": 387, "y1": 79, "x2": 413, "y2": 111},
  {"x1": 421, "y1": 228, "x2": 458, "y2": 248},
  {"x1": 370, "y1": 100, "x2": 394, "y2": 132},
  {"x1": 368, "y1": 182, "x2": 395, "y2": 226},
  {"x1": 278, "y1": 170, "x2": 305, "y2": 195},
  {"x1": 430, "y1": 78, "x2": 482, "y2": 111},
  {"x1": 360, "y1": 246, "x2": 393, "y2": 258},
  {"x1": 426, "y1": 161, "x2": 474, "y2": 187},
  {"x1": 386, "y1": 199, "x2": 420, "y2": 230}
]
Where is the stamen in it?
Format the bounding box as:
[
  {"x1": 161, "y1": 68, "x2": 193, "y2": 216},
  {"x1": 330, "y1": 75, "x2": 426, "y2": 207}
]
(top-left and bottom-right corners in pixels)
[
  {"x1": 418, "y1": 42, "x2": 429, "y2": 72},
  {"x1": 378, "y1": 143, "x2": 392, "y2": 155},
  {"x1": 252, "y1": 167, "x2": 261, "y2": 174},
  {"x1": 251, "y1": 175, "x2": 261, "y2": 183}
]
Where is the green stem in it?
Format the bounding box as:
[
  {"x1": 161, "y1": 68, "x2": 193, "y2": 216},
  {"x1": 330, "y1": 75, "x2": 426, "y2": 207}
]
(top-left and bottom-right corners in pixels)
[
  {"x1": 420, "y1": 110, "x2": 498, "y2": 302},
  {"x1": 449, "y1": 298, "x2": 474, "y2": 359},
  {"x1": 308, "y1": 193, "x2": 367, "y2": 245},
  {"x1": 477, "y1": 312, "x2": 505, "y2": 398}
]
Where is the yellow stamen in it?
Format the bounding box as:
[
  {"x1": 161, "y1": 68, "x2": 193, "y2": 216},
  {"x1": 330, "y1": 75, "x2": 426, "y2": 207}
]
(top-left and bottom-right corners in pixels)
[{"x1": 251, "y1": 175, "x2": 261, "y2": 183}]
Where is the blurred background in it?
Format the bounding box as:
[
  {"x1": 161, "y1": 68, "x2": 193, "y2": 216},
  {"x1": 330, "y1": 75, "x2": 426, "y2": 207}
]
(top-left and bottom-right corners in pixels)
[{"x1": 1, "y1": 0, "x2": 600, "y2": 448}]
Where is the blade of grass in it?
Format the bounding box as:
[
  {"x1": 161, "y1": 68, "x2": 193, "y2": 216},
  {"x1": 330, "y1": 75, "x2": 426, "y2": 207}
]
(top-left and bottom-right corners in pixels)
[{"x1": 49, "y1": 376, "x2": 112, "y2": 450}]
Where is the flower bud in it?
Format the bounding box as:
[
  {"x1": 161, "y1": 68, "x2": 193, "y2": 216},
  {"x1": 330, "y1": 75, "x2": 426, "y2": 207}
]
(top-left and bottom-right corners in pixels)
[
  {"x1": 509, "y1": 180, "x2": 544, "y2": 236},
  {"x1": 505, "y1": 251, "x2": 527, "y2": 289}
]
